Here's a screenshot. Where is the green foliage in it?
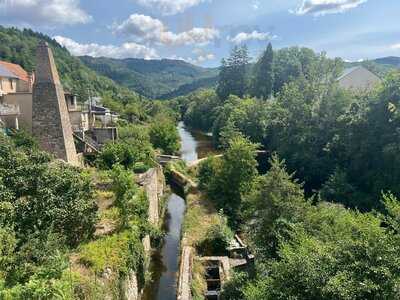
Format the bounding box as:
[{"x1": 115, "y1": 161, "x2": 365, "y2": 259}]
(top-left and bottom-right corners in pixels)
[
  {"x1": 223, "y1": 155, "x2": 400, "y2": 300},
  {"x1": 78, "y1": 230, "x2": 144, "y2": 276},
  {"x1": 0, "y1": 135, "x2": 98, "y2": 298},
  {"x1": 198, "y1": 136, "x2": 258, "y2": 225},
  {"x1": 196, "y1": 212, "x2": 234, "y2": 256},
  {"x1": 149, "y1": 115, "x2": 180, "y2": 154},
  {"x1": 181, "y1": 46, "x2": 400, "y2": 212},
  {"x1": 97, "y1": 124, "x2": 156, "y2": 171},
  {"x1": 252, "y1": 43, "x2": 274, "y2": 99},
  {"x1": 220, "y1": 272, "x2": 249, "y2": 300},
  {"x1": 10, "y1": 130, "x2": 38, "y2": 150},
  {"x1": 0, "y1": 136, "x2": 97, "y2": 247},
  {"x1": 244, "y1": 154, "x2": 309, "y2": 257},
  {"x1": 80, "y1": 56, "x2": 218, "y2": 99},
  {"x1": 110, "y1": 165, "x2": 149, "y2": 228},
  {"x1": 217, "y1": 45, "x2": 250, "y2": 100},
  {"x1": 182, "y1": 89, "x2": 222, "y2": 132}
]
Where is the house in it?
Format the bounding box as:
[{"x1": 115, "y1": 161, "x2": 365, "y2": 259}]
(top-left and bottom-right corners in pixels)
[
  {"x1": 337, "y1": 66, "x2": 381, "y2": 91},
  {"x1": 0, "y1": 61, "x2": 34, "y2": 93},
  {"x1": 0, "y1": 58, "x2": 117, "y2": 150},
  {"x1": 0, "y1": 64, "x2": 18, "y2": 95},
  {"x1": 0, "y1": 64, "x2": 20, "y2": 129}
]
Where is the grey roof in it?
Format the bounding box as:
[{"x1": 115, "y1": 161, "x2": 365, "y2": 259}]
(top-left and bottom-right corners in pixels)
[
  {"x1": 337, "y1": 66, "x2": 362, "y2": 81},
  {"x1": 0, "y1": 65, "x2": 18, "y2": 79}
]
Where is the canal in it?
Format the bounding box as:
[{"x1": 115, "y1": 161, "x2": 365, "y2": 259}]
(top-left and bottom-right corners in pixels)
[{"x1": 142, "y1": 121, "x2": 214, "y2": 300}]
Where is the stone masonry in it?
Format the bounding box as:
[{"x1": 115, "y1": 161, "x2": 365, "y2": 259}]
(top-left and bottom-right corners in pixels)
[{"x1": 32, "y1": 41, "x2": 79, "y2": 166}]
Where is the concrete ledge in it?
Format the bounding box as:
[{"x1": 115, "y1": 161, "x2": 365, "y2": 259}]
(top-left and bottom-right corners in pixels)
[{"x1": 177, "y1": 242, "x2": 193, "y2": 300}]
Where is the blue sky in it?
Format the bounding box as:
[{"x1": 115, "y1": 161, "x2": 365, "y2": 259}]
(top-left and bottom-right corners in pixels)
[{"x1": 1, "y1": 0, "x2": 399, "y2": 67}]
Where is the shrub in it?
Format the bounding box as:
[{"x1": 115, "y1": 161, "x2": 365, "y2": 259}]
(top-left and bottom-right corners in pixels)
[
  {"x1": 196, "y1": 212, "x2": 234, "y2": 256},
  {"x1": 78, "y1": 230, "x2": 144, "y2": 276},
  {"x1": 149, "y1": 115, "x2": 180, "y2": 154}
]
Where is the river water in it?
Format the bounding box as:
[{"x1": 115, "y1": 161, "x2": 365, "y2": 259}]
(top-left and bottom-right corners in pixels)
[{"x1": 142, "y1": 122, "x2": 214, "y2": 300}]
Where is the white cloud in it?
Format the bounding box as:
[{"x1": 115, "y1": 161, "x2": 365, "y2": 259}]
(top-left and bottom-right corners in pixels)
[
  {"x1": 0, "y1": 0, "x2": 91, "y2": 26},
  {"x1": 295, "y1": 0, "x2": 367, "y2": 16},
  {"x1": 113, "y1": 14, "x2": 219, "y2": 46},
  {"x1": 189, "y1": 48, "x2": 215, "y2": 64},
  {"x1": 391, "y1": 44, "x2": 400, "y2": 50},
  {"x1": 228, "y1": 30, "x2": 276, "y2": 44},
  {"x1": 134, "y1": 0, "x2": 210, "y2": 15},
  {"x1": 54, "y1": 36, "x2": 159, "y2": 59},
  {"x1": 170, "y1": 52, "x2": 215, "y2": 65},
  {"x1": 252, "y1": 0, "x2": 260, "y2": 10}
]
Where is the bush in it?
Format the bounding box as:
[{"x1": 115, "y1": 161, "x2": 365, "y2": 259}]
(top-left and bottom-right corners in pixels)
[
  {"x1": 196, "y1": 212, "x2": 234, "y2": 256},
  {"x1": 149, "y1": 115, "x2": 180, "y2": 154},
  {"x1": 96, "y1": 124, "x2": 156, "y2": 171},
  {"x1": 110, "y1": 165, "x2": 149, "y2": 228},
  {"x1": 78, "y1": 230, "x2": 144, "y2": 276},
  {"x1": 96, "y1": 142, "x2": 135, "y2": 170}
]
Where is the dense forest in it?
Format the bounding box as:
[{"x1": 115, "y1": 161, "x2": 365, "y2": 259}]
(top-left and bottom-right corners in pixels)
[
  {"x1": 172, "y1": 44, "x2": 400, "y2": 299},
  {"x1": 80, "y1": 56, "x2": 218, "y2": 99}
]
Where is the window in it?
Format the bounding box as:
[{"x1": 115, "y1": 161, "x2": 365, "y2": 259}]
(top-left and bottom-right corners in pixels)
[{"x1": 9, "y1": 79, "x2": 14, "y2": 90}]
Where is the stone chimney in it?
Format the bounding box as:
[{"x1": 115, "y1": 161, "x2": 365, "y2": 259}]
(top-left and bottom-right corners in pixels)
[{"x1": 32, "y1": 41, "x2": 79, "y2": 166}]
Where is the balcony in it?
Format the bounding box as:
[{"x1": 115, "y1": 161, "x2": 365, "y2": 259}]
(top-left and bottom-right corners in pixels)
[{"x1": 0, "y1": 103, "x2": 20, "y2": 116}]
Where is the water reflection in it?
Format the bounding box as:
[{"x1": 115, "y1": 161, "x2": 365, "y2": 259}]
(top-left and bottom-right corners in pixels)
[
  {"x1": 178, "y1": 122, "x2": 215, "y2": 163},
  {"x1": 155, "y1": 194, "x2": 186, "y2": 300}
]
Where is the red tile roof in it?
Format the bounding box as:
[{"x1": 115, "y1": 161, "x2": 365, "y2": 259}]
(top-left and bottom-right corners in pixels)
[{"x1": 0, "y1": 61, "x2": 30, "y2": 82}]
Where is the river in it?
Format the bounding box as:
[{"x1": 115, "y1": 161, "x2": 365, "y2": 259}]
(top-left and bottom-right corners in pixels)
[{"x1": 142, "y1": 121, "x2": 214, "y2": 300}]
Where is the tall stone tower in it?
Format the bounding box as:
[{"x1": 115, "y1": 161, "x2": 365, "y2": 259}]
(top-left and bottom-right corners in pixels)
[{"x1": 32, "y1": 41, "x2": 79, "y2": 166}]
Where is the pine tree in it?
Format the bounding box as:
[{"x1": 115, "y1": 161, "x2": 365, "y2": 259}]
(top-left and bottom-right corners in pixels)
[
  {"x1": 216, "y1": 45, "x2": 250, "y2": 100},
  {"x1": 253, "y1": 43, "x2": 274, "y2": 99}
]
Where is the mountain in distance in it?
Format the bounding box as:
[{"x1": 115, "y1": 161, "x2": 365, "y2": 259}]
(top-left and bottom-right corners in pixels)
[
  {"x1": 373, "y1": 56, "x2": 400, "y2": 68},
  {"x1": 80, "y1": 56, "x2": 219, "y2": 99},
  {"x1": 345, "y1": 56, "x2": 400, "y2": 77}
]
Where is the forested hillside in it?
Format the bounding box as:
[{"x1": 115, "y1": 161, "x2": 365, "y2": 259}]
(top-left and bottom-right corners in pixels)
[
  {"x1": 80, "y1": 56, "x2": 219, "y2": 99},
  {"x1": 0, "y1": 26, "x2": 140, "y2": 102}
]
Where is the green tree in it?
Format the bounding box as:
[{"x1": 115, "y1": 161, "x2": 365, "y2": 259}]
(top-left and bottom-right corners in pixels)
[
  {"x1": 217, "y1": 45, "x2": 250, "y2": 100},
  {"x1": 149, "y1": 115, "x2": 180, "y2": 154},
  {"x1": 244, "y1": 154, "x2": 309, "y2": 257},
  {"x1": 252, "y1": 43, "x2": 274, "y2": 99},
  {"x1": 200, "y1": 136, "x2": 258, "y2": 225}
]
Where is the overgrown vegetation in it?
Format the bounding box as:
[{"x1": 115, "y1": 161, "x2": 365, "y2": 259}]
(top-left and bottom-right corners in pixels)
[
  {"x1": 180, "y1": 44, "x2": 400, "y2": 299},
  {"x1": 176, "y1": 44, "x2": 400, "y2": 212},
  {"x1": 0, "y1": 134, "x2": 97, "y2": 298}
]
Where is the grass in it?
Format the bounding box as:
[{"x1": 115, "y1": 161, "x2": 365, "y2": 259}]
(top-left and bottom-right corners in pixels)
[
  {"x1": 77, "y1": 229, "x2": 144, "y2": 276},
  {"x1": 191, "y1": 259, "x2": 207, "y2": 300},
  {"x1": 182, "y1": 192, "x2": 221, "y2": 248},
  {"x1": 181, "y1": 190, "x2": 224, "y2": 299}
]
